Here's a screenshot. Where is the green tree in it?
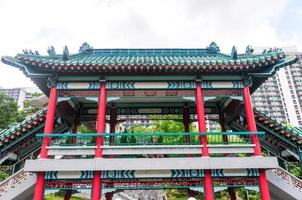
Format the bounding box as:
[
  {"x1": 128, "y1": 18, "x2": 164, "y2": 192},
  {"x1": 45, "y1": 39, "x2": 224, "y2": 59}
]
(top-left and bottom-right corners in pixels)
[{"x1": 0, "y1": 92, "x2": 18, "y2": 129}]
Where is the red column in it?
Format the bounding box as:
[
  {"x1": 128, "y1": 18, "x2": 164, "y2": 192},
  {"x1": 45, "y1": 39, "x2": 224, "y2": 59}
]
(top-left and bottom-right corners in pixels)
[
  {"x1": 34, "y1": 87, "x2": 57, "y2": 200},
  {"x1": 92, "y1": 82, "x2": 106, "y2": 200},
  {"x1": 196, "y1": 82, "x2": 214, "y2": 200},
  {"x1": 243, "y1": 84, "x2": 270, "y2": 200}
]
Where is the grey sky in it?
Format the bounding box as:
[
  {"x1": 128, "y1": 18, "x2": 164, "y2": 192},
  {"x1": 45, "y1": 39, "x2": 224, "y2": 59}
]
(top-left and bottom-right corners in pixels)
[{"x1": 0, "y1": 0, "x2": 301, "y2": 88}]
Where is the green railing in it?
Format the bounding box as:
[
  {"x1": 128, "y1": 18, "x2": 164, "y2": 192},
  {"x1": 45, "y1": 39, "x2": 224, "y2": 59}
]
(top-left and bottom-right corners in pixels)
[{"x1": 36, "y1": 132, "x2": 264, "y2": 146}]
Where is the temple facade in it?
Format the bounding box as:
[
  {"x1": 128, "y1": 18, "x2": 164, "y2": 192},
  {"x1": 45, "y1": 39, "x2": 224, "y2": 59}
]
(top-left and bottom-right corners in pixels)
[{"x1": 1, "y1": 42, "x2": 301, "y2": 200}]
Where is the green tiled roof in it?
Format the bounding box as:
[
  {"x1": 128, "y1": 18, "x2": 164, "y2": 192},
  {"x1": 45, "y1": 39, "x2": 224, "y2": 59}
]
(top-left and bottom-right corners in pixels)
[
  {"x1": 254, "y1": 110, "x2": 302, "y2": 145},
  {"x1": 1, "y1": 43, "x2": 297, "y2": 96},
  {"x1": 2, "y1": 47, "x2": 291, "y2": 73},
  {"x1": 0, "y1": 108, "x2": 47, "y2": 145}
]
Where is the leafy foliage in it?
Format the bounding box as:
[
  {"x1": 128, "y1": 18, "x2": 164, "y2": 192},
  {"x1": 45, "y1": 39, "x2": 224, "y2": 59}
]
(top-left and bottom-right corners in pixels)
[
  {"x1": 0, "y1": 92, "x2": 18, "y2": 129},
  {"x1": 44, "y1": 191, "x2": 89, "y2": 200}
]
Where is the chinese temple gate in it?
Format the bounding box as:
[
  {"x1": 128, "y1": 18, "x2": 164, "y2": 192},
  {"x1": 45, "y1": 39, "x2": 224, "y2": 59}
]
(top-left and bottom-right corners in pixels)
[{"x1": 1, "y1": 42, "x2": 298, "y2": 200}]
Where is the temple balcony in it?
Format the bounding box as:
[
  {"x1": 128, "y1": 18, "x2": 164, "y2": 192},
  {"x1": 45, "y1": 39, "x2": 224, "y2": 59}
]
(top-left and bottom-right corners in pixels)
[{"x1": 24, "y1": 132, "x2": 278, "y2": 172}]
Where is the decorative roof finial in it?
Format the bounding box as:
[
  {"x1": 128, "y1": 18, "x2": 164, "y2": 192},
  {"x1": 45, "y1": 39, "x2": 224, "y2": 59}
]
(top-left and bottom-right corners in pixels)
[
  {"x1": 47, "y1": 46, "x2": 56, "y2": 57},
  {"x1": 245, "y1": 45, "x2": 254, "y2": 57},
  {"x1": 207, "y1": 42, "x2": 220, "y2": 53},
  {"x1": 231, "y1": 46, "x2": 237, "y2": 60},
  {"x1": 63, "y1": 46, "x2": 69, "y2": 61},
  {"x1": 79, "y1": 42, "x2": 93, "y2": 53}
]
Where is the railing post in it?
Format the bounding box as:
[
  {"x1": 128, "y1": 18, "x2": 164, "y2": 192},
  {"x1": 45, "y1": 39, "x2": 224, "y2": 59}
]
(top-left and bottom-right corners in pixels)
[
  {"x1": 219, "y1": 112, "x2": 228, "y2": 143},
  {"x1": 92, "y1": 81, "x2": 106, "y2": 200},
  {"x1": 243, "y1": 83, "x2": 270, "y2": 200},
  {"x1": 34, "y1": 82, "x2": 57, "y2": 200},
  {"x1": 109, "y1": 105, "x2": 117, "y2": 145},
  {"x1": 183, "y1": 104, "x2": 191, "y2": 143},
  {"x1": 195, "y1": 81, "x2": 214, "y2": 200}
]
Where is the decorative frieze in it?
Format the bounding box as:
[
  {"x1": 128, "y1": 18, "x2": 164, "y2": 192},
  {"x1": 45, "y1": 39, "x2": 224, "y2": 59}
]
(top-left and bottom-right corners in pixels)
[
  {"x1": 56, "y1": 81, "x2": 243, "y2": 90},
  {"x1": 44, "y1": 169, "x2": 259, "y2": 180}
]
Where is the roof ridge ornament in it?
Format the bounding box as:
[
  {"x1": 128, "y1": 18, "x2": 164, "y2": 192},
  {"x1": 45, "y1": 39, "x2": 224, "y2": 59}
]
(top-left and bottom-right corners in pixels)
[
  {"x1": 79, "y1": 42, "x2": 93, "y2": 53},
  {"x1": 262, "y1": 47, "x2": 282, "y2": 54},
  {"x1": 47, "y1": 46, "x2": 56, "y2": 58},
  {"x1": 207, "y1": 41, "x2": 220, "y2": 53},
  {"x1": 231, "y1": 46, "x2": 237, "y2": 60},
  {"x1": 63, "y1": 46, "x2": 69, "y2": 61},
  {"x1": 22, "y1": 49, "x2": 39, "y2": 55},
  {"x1": 245, "y1": 45, "x2": 254, "y2": 57}
]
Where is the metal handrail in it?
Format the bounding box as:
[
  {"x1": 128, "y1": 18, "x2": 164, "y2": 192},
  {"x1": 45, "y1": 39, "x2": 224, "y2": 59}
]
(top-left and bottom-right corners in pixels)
[{"x1": 36, "y1": 132, "x2": 264, "y2": 138}]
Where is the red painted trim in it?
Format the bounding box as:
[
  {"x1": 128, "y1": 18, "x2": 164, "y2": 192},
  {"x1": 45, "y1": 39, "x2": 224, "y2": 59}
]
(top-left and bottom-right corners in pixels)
[
  {"x1": 243, "y1": 85, "x2": 270, "y2": 200},
  {"x1": 196, "y1": 82, "x2": 214, "y2": 200},
  {"x1": 92, "y1": 82, "x2": 106, "y2": 200}
]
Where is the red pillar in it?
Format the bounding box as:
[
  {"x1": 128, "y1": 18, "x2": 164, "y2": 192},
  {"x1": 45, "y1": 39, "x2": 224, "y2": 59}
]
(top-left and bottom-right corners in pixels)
[
  {"x1": 196, "y1": 82, "x2": 214, "y2": 200},
  {"x1": 34, "y1": 87, "x2": 57, "y2": 200},
  {"x1": 243, "y1": 84, "x2": 270, "y2": 200},
  {"x1": 92, "y1": 82, "x2": 106, "y2": 200}
]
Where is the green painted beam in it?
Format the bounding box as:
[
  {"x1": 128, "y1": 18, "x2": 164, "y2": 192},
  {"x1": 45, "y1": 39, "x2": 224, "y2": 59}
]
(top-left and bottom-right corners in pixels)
[
  {"x1": 57, "y1": 76, "x2": 101, "y2": 81},
  {"x1": 200, "y1": 75, "x2": 242, "y2": 81}
]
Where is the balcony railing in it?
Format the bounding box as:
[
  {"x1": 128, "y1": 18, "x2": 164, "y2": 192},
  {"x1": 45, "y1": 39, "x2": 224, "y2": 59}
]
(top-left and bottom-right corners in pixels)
[
  {"x1": 35, "y1": 132, "x2": 264, "y2": 157},
  {"x1": 36, "y1": 132, "x2": 264, "y2": 146}
]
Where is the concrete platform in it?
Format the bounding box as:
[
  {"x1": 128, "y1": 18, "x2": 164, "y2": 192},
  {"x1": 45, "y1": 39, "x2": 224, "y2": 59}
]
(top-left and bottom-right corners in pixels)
[{"x1": 25, "y1": 157, "x2": 278, "y2": 172}]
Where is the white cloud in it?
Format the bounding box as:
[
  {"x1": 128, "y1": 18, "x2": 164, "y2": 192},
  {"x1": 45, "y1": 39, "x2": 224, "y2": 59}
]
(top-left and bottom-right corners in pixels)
[{"x1": 0, "y1": 0, "x2": 300, "y2": 88}]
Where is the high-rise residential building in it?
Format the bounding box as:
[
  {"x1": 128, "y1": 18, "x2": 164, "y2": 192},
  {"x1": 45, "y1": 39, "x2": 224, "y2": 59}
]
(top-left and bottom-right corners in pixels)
[
  {"x1": 252, "y1": 47, "x2": 302, "y2": 127},
  {"x1": 0, "y1": 87, "x2": 43, "y2": 110},
  {"x1": 0, "y1": 88, "x2": 27, "y2": 110}
]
